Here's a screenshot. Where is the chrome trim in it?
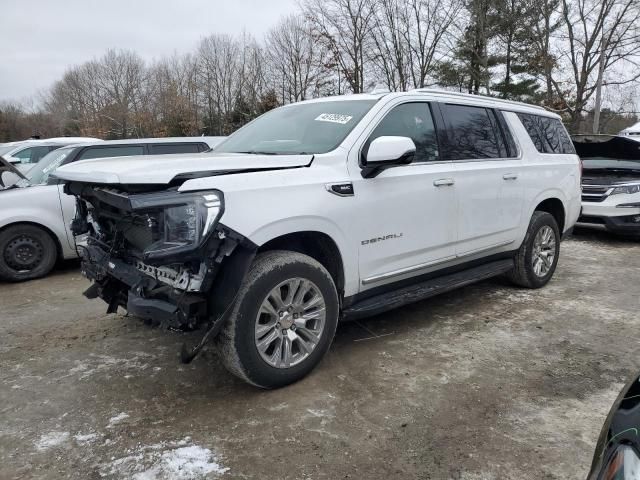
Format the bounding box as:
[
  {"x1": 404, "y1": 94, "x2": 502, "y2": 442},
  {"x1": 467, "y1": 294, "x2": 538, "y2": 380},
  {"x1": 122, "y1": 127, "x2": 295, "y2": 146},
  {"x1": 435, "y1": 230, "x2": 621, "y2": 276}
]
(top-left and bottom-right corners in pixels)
[
  {"x1": 433, "y1": 178, "x2": 455, "y2": 186},
  {"x1": 361, "y1": 240, "x2": 514, "y2": 285},
  {"x1": 361, "y1": 256, "x2": 456, "y2": 285}
]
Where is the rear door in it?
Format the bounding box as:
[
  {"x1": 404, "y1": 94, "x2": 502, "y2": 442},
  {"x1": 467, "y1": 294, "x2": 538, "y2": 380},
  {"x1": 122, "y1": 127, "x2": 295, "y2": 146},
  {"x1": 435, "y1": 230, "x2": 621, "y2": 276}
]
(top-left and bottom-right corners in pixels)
[{"x1": 437, "y1": 103, "x2": 524, "y2": 255}]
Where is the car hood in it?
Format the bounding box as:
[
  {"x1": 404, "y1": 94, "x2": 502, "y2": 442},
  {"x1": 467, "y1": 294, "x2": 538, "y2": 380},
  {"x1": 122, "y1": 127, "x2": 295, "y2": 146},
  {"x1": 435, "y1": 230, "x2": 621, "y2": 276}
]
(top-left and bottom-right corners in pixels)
[{"x1": 53, "y1": 152, "x2": 314, "y2": 185}]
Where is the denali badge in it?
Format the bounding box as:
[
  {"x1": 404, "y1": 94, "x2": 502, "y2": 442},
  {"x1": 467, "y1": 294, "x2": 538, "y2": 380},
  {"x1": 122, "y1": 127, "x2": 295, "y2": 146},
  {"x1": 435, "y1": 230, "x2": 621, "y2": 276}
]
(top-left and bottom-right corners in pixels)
[{"x1": 361, "y1": 233, "x2": 403, "y2": 245}]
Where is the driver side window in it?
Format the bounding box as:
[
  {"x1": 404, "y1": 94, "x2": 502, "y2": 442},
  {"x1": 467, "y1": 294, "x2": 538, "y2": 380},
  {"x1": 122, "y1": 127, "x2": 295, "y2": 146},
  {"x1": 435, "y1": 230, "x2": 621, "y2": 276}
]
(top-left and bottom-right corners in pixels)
[{"x1": 364, "y1": 102, "x2": 439, "y2": 163}]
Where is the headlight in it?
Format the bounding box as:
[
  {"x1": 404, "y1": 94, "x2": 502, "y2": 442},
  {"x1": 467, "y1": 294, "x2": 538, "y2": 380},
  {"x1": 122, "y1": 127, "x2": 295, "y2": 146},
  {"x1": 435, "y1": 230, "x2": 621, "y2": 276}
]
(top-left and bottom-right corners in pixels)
[
  {"x1": 611, "y1": 184, "x2": 640, "y2": 195},
  {"x1": 129, "y1": 190, "x2": 223, "y2": 260}
]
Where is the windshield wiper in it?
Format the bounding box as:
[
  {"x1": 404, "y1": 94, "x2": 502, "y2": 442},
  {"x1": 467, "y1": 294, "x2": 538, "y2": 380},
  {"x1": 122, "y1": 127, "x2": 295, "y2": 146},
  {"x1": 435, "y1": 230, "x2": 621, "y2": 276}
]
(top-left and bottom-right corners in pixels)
[{"x1": 234, "y1": 150, "x2": 280, "y2": 155}]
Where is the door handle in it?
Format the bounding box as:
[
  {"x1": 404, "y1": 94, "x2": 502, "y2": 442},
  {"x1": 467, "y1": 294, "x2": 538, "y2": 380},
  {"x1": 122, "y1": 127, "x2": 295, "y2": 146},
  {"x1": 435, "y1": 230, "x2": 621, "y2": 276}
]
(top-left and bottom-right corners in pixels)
[
  {"x1": 503, "y1": 173, "x2": 518, "y2": 181},
  {"x1": 433, "y1": 178, "x2": 455, "y2": 187}
]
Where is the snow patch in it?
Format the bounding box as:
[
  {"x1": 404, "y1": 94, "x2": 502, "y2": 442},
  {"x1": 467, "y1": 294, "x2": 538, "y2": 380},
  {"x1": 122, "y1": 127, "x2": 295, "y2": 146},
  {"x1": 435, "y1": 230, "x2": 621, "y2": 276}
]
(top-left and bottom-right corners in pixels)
[
  {"x1": 35, "y1": 431, "x2": 70, "y2": 451},
  {"x1": 108, "y1": 412, "x2": 130, "y2": 427},
  {"x1": 74, "y1": 432, "x2": 100, "y2": 444},
  {"x1": 62, "y1": 352, "x2": 155, "y2": 380},
  {"x1": 100, "y1": 438, "x2": 228, "y2": 479}
]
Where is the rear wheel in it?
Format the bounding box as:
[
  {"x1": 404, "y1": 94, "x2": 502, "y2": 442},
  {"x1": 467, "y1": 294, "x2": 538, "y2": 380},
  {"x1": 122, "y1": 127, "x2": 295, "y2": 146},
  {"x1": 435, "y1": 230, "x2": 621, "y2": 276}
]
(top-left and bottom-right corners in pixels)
[
  {"x1": 0, "y1": 225, "x2": 58, "y2": 282},
  {"x1": 215, "y1": 250, "x2": 339, "y2": 389},
  {"x1": 508, "y1": 211, "x2": 560, "y2": 289}
]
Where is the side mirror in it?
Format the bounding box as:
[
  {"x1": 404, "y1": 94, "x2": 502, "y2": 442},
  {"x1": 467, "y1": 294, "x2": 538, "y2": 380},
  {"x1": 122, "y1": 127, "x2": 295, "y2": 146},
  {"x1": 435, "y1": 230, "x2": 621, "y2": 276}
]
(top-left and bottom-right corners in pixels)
[{"x1": 362, "y1": 136, "x2": 416, "y2": 178}]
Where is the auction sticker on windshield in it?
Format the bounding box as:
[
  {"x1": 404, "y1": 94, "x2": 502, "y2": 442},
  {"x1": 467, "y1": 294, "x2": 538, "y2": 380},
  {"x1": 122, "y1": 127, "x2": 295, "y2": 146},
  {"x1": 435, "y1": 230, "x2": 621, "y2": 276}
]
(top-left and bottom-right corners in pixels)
[{"x1": 315, "y1": 113, "x2": 353, "y2": 124}]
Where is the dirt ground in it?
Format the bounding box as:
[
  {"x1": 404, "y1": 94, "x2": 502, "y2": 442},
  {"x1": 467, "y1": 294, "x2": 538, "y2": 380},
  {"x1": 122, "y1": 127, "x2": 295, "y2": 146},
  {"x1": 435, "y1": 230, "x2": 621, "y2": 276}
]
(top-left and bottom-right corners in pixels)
[{"x1": 1, "y1": 229, "x2": 639, "y2": 480}]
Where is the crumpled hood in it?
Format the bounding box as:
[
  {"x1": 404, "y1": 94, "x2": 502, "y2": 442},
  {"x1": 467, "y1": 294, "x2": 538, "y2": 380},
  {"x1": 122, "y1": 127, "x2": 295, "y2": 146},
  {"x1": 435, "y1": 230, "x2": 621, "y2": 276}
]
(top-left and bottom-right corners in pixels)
[{"x1": 53, "y1": 152, "x2": 313, "y2": 185}]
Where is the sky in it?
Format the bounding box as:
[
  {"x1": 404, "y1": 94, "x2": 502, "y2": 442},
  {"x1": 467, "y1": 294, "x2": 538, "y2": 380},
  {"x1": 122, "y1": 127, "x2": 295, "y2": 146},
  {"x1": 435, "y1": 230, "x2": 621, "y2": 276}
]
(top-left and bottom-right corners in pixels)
[{"x1": 0, "y1": 0, "x2": 298, "y2": 103}]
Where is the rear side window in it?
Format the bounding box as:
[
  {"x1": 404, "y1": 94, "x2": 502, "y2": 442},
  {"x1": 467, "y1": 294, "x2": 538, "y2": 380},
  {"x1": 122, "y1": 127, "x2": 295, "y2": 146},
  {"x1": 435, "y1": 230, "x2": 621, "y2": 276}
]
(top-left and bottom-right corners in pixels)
[
  {"x1": 78, "y1": 145, "x2": 145, "y2": 160},
  {"x1": 440, "y1": 104, "x2": 502, "y2": 160},
  {"x1": 149, "y1": 143, "x2": 203, "y2": 154},
  {"x1": 13, "y1": 146, "x2": 54, "y2": 164},
  {"x1": 516, "y1": 113, "x2": 575, "y2": 154}
]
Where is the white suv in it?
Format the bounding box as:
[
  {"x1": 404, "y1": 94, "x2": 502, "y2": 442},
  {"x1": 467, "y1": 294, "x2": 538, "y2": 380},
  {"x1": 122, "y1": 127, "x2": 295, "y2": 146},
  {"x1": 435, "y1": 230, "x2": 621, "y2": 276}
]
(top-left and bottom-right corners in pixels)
[{"x1": 55, "y1": 90, "x2": 581, "y2": 388}]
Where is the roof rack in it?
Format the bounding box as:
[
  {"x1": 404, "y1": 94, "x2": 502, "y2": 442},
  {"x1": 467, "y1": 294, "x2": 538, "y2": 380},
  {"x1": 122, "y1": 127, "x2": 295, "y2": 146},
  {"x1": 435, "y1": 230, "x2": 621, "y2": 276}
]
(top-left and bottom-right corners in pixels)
[{"x1": 410, "y1": 88, "x2": 546, "y2": 111}]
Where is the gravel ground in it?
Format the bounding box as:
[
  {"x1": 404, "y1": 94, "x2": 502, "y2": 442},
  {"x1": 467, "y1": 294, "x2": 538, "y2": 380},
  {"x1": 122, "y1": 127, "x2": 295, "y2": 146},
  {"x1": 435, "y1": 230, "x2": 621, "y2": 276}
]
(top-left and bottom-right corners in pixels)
[{"x1": 1, "y1": 230, "x2": 639, "y2": 480}]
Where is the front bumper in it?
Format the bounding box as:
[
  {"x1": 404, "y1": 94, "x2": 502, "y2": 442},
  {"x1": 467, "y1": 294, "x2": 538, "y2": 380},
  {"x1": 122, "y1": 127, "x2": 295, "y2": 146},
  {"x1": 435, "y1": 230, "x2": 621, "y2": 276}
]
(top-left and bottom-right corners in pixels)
[
  {"x1": 80, "y1": 243, "x2": 207, "y2": 328},
  {"x1": 576, "y1": 213, "x2": 640, "y2": 235}
]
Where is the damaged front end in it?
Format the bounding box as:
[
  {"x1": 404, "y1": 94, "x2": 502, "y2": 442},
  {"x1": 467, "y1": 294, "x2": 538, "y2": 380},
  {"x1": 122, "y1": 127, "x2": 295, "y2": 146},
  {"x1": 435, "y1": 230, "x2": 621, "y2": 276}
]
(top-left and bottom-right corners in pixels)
[{"x1": 65, "y1": 182, "x2": 256, "y2": 331}]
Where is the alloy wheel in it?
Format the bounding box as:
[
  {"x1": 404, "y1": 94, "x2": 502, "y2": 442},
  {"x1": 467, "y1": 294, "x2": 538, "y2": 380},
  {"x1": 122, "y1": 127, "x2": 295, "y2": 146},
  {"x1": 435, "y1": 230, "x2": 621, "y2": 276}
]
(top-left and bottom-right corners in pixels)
[
  {"x1": 532, "y1": 225, "x2": 556, "y2": 277},
  {"x1": 254, "y1": 278, "x2": 327, "y2": 368}
]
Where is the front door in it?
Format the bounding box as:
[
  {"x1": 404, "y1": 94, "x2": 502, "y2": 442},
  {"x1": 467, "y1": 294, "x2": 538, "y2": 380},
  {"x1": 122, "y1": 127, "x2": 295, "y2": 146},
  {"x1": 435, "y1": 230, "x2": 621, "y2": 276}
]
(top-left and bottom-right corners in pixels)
[{"x1": 348, "y1": 101, "x2": 458, "y2": 292}]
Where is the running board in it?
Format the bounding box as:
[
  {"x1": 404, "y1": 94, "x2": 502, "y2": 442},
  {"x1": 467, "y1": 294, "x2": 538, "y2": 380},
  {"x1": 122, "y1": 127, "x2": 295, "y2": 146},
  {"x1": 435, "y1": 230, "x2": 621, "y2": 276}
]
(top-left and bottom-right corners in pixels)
[{"x1": 342, "y1": 258, "x2": 514, "y2": 321}]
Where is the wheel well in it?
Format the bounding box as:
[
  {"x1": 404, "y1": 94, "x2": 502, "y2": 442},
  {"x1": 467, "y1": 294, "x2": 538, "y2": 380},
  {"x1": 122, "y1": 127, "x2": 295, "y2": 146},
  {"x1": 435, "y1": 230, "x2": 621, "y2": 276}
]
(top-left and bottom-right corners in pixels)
[
  {"x1": 0, "y1": 222, "x2": 63, "y2": 260},
  {"x1": 258, "y1": 232, "x2": 345, "y2": 297},
  {"x1": 535, "y1": 198, "x2": 565, "y2": 233}
]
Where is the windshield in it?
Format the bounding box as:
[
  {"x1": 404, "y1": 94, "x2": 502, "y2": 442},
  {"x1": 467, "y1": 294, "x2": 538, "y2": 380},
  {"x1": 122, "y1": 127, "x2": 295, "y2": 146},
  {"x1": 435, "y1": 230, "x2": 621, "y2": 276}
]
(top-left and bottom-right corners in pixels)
[
  {"x1": 215, "y1": 100, "x2": 377, "y2": 155},
  {"x1": 17, "y1": 147, "x2": 75, "y2": 186}
]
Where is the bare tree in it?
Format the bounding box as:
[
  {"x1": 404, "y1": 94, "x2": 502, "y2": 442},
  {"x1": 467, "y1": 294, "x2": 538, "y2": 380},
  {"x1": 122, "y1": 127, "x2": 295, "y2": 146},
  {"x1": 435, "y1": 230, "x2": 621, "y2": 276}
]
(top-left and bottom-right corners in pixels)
[
  {"x1": 405, "y1": 0, "x2": 462, "y2": 88},
  {"x1": 554, "y1": 0, "x2": 640, "y2": 131},
  {"x1": 266, "y1": 14, "x2": 321, "y2": 103},
  {"x1": 303, "y1": 0, "x2": 377, "y2": 93}
]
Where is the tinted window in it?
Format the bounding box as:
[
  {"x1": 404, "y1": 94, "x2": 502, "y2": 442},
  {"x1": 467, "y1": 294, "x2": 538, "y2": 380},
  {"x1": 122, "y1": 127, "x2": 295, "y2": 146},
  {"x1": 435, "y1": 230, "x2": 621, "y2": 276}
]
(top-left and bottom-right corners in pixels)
[
  {"x1": 78, "y1": 145, "x2": 145, "y2": 160},
  {"x1": 441, "y1": 104, "x2": 501, "y2": 160},
  {"x1": 365, "y1": 102, "x2": 438, "y2": 163},
  {"x1": 13, "y1": 146, "x2": 54, "y2": 164},
  {"x1": 149, "y1": 143, "x2": 202, "y2": 154},
  {"x1": 517, "y1": 113, "x2": 575, "y2": 154},
  {"x1": 497, "y1": 111, "x2": 518, "y2": 157}
]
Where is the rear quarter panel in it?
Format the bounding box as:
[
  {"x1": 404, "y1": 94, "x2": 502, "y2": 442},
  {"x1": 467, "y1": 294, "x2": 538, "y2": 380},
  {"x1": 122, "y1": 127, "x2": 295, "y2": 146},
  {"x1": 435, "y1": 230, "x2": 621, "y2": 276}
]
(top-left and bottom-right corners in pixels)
[{"x1": 504, "y1": 111, "x2": 581, "y2": 242}]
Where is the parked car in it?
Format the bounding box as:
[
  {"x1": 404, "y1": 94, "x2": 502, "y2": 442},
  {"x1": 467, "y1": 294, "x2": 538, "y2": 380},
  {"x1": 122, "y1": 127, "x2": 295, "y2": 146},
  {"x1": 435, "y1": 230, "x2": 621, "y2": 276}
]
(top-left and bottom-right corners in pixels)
[
  {"x1": 588, "y1": 369, "x2": 640, "y2": 479},
  {"x1": 0, "y1": 136, "x2": 224, "y2": 282},
  {"x1": 0, "y1": 137, "x2": 101, "y2": 172},
  {"x1": 573, "y1": 134, "x2": 640, "y2": 236},
  {"x1": 619, "y1": 121, "x2": 640, "y2": 141},
  {"x1": 56, "y1": 90, "x2": 581, "y2": 388}
]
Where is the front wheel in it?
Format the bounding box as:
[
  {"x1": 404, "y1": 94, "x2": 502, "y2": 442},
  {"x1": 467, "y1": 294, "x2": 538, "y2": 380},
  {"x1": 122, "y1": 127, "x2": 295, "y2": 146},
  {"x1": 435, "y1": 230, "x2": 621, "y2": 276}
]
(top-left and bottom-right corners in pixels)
[
  {"x1": 215, "y1": 250, "x2": 339, "y2": 389},
  {"x1": 507, "y1": 211, "x2": 560, "y2": 289}
]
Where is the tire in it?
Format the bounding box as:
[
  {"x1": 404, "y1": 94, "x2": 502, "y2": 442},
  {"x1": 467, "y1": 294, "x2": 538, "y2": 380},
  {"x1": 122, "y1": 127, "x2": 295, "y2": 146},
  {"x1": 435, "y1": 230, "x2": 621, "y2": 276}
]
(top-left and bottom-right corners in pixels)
[
  {"x1": 0, "y1": 225, "x2": 58, "y2": 282},
  {"x1": 507, "y1": 211, "x2": 561, "y2": 289},
  {"x1": 214, "y1": 250, "x2": 339, "y2": 389}
]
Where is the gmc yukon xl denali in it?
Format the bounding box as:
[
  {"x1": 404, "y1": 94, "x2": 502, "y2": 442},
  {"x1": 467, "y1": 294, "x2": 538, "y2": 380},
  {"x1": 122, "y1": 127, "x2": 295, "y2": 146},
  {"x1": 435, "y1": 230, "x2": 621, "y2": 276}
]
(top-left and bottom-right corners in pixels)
[{"x1": 55, "y1": 90, "x2": 581, "y2": 388}]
